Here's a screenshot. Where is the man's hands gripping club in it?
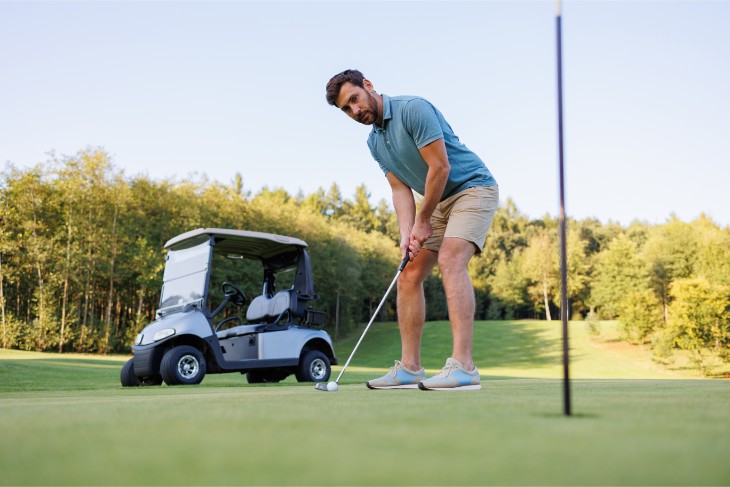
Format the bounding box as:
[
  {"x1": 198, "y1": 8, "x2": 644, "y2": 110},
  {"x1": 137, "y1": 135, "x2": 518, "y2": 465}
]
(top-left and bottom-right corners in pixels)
[
  {"x1": 388, "y1": 138, "x2": 450, "y2": 262},
  {"x1": 402, "y1": 217, "x2": 432, "y2": 261}
]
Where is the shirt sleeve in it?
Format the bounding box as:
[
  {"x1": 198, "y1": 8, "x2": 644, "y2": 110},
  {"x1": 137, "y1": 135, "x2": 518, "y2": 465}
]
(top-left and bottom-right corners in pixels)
[{"x1": 402, "y1": 98, "x2": 444, "y2": 149}]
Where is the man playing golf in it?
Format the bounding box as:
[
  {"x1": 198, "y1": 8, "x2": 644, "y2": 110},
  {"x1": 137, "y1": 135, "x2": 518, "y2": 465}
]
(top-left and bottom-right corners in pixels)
[{"x1": 326, "y1": 69, "x2": 498, "y2": 390}]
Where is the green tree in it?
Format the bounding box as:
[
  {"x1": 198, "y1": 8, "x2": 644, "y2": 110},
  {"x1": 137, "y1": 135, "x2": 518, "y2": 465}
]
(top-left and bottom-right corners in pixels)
[
  {"x1": 339, "y1": 184, "x2": 379, "y2": 233},
  {"x1": 693, "y1": 215, "x2": 730, "y2": 288},
  {"x1": 667, "y1": 277, "x2": 730, "y2": 375},
  {"x1": 590, "y1": 233, "x2": 646, "y2": 319},
  {"x1": 473, "y1": 199, "x2": 530, "y2": 318},
  {"x1": 522, "y1": 229, "x2": 558, "y2": 320},
  {"x1": 0, "y1": 180, "x2": 13, "y2": 348},
  {"x1": 642, "y1": 216, "x2": 699, "y2": 321},
  {"x1": 489, "y1": 252, "x2": 530, "y2": 319},
  {"x1": 4, "y1": 164, "x2": 62, "y2": 351},
  {"x1": 565, "y1": 226, "x2": 592, "y2": 318},
  {"x1": 374, "y1": 198, "x2": 399, "y2": 245},
  {"x1": 300, "y1": 187, "x2": 328, "y2": 218},
  {"x1": 618, "y1": 289, "x2": 664, "y2": 344},
  {"x1": 325, "y1": 183, "x2": 344, "y2": 220}
]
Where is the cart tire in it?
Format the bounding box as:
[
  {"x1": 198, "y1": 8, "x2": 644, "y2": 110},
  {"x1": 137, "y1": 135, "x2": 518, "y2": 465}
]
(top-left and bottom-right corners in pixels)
[
  {"x1": 296, "y1": 350, "x2": 331, "y2": 382},
  {"x1": 160, "y1": 345, "x2": 206, "y2": 385},
  {"x1": 121, "y1": 358, "x2": 141, "y2": 387}
]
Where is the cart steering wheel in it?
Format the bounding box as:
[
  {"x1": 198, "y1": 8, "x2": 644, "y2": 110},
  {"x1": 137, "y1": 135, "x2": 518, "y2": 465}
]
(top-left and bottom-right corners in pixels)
[{"x1": 221, "y1": 282, "x2": 247, "y2": 306}]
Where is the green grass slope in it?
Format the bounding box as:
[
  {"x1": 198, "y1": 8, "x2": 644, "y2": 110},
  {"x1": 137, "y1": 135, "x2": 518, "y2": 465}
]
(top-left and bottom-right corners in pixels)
[
  {"x1": 334, "y1": 320, "x2": 714, "y2": 382},
  {"x1": 1, "y1": 321, "x2": 729, "y2": 486}
]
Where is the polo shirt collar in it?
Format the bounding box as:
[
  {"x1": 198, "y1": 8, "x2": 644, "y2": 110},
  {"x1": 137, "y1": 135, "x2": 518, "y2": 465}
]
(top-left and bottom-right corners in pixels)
[{"x1": 373, "y1": 94, "x2": 392, "y2": 133}]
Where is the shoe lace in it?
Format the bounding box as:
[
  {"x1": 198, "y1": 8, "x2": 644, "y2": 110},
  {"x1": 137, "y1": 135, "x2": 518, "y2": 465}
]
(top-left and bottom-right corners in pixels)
[
  {"x1": 389, "y1": 360, "x2": 404, "y2": 378},
  {"x1": 434, "y1": 362, "x2": 455, "y2": 379}
]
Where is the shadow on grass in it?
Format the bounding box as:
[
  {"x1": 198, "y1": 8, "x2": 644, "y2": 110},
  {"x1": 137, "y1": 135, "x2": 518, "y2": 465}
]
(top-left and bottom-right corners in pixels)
[
  {"x1": 473, "y1": 320, "x2": 562, "y2": 370},
  {"x1": 534, "y1": 412, "x2": 601, "y2": 420}
]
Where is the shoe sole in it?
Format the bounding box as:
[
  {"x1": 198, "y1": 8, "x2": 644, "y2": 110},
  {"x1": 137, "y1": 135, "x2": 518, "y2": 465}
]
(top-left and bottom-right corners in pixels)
[
  {"x1": 418, "y1": 383, "x2": 481, "y2": 391},
  {"x1": 366, "y1": 383, "x2": 420, "y2": 389}
]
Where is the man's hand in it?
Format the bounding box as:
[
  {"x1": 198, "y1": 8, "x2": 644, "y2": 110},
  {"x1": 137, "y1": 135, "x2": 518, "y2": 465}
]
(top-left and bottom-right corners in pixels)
[{"x1": 408, "y1": 217, "x2": 432, "y2": 259}]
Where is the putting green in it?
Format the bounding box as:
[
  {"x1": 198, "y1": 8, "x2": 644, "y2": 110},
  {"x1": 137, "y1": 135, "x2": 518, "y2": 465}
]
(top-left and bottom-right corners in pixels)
[{"x1": 1, "y1": 321, "x2": 728, "y2": 485}]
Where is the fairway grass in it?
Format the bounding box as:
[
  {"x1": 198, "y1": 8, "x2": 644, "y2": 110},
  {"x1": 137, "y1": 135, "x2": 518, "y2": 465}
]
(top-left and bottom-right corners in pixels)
[{"x1": 1, "y1": 321, "x2": 729, "y2": 486}]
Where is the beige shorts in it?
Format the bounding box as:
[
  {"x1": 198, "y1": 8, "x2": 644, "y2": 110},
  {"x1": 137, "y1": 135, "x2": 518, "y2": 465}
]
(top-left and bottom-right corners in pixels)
[{"x1": 423, "y1": 185, "x2": 499, "y2": 254}]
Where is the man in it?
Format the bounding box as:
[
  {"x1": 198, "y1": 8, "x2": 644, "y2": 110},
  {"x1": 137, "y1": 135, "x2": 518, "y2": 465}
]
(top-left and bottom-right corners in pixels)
[{"x1": 325, "y1": 69, "x2": 498, "y2": 391}]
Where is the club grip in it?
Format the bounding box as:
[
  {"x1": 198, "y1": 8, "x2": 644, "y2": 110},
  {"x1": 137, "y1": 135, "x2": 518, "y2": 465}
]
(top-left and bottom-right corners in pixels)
[{"x1": 399, "y1": 251, "x2": 411, "y2": 272}]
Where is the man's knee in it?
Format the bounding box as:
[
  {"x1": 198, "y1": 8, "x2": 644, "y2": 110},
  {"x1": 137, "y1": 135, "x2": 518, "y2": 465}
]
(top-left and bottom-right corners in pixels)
[
  {"x1": 437, "y1": 238, "x2": 476, "y2": 275},
  {"x1": 398, "y1": 252, "x2": 436, "y2": 290},
  {"x1": 398, "y1": 265, "x2": 426, "y2": 290}
]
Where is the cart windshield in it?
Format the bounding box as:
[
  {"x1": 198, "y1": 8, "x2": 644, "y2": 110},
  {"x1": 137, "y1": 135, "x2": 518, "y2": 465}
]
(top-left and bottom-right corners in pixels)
[{"x1": 158, "y1": 239, "x2": 211, "y2": 314}]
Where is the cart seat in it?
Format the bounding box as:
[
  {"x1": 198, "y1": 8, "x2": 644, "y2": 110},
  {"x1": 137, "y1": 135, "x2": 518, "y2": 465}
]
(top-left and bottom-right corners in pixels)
[
  {"x1": 245, "y1": 290, "x2": 292, "y2": 323},
  {"x1": 216, "y1": 323, "x2": 269, "y2": 340}
]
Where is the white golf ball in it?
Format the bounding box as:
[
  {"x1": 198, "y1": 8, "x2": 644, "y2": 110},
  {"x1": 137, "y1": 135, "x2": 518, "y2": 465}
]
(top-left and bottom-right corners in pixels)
[{"x1": 326, "y1": 381, "x2": 338, "y2": 392}]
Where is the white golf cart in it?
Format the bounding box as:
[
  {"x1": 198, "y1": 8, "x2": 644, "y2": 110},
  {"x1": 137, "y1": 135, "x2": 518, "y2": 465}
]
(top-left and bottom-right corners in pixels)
[{"x1": 120, "y1": 228, "x2": 336, "y2": 387}]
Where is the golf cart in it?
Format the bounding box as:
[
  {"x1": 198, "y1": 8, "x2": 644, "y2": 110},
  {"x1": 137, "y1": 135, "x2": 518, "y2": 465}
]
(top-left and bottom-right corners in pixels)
[{"x1": 120, "y1": 228, "x2": 337, "y2": 387}]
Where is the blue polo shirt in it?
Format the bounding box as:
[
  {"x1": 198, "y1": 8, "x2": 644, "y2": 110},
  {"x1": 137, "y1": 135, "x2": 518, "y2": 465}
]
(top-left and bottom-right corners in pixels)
[{"x1": 367, "y1": 94, "x2": 496, "y2": 200}]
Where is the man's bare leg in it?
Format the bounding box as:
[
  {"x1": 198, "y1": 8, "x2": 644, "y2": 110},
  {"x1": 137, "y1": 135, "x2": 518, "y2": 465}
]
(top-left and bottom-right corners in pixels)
[
  {"x1": 438, "y1": 237, "x2": 478, "y2": 371},
  {"x1": 396, "y1": 249, "x2": 438, "y2": 371}
]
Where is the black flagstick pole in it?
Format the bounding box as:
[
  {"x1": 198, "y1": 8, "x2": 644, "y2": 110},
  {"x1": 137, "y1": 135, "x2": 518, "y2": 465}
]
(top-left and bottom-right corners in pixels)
[{"x1": 556, "y1": 0, "x2": 572, "y2": 416}]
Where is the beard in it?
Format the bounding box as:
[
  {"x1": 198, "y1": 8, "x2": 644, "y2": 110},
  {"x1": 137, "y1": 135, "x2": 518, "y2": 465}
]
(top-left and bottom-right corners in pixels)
[{"x1": 356, "y1": 92, "x2": 380, "y2": 125}]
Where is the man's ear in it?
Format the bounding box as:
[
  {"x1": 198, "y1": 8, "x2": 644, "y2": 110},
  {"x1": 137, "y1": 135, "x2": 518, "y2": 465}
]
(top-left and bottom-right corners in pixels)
[{"x1": 363, "y1": 79, "x2": 375, "y2": 92}]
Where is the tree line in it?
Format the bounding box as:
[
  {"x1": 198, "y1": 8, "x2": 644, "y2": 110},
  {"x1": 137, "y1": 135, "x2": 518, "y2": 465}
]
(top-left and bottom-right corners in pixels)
[{"x1": 1, "y1": 148, "x2": 728, "y2": 374}]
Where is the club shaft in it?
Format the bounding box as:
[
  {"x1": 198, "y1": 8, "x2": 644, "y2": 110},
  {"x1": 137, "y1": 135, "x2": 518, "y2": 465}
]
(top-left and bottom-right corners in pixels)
[{"x1": 334, "y1": 268, "x2": 402, "y2": 383}]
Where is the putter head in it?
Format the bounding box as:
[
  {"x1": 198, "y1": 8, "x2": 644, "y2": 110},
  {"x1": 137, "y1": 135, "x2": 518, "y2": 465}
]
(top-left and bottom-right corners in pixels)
[{"x1": 314, "y1": 382, "x2": 328, "y2": 391}]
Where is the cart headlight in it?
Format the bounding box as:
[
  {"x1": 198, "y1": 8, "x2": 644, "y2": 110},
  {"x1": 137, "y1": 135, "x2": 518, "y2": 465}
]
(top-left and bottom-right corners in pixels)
[
  {"x1": 134, "y1": 333, "x2": 144, "y2": 345},
  {"x1": 153, "y1": 328, "x2": 175, "y2": 342}
]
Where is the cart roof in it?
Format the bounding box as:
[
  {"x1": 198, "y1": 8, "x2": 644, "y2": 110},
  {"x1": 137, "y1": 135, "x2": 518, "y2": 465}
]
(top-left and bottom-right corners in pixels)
[{"x1": 164, "y1": 228, "x2": 307, "y2": 260}]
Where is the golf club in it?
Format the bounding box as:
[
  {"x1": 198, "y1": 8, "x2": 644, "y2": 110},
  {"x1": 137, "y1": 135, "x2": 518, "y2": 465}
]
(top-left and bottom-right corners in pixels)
[{"x1": 315, "y1": 251, "x2": 411, "y2": 392}]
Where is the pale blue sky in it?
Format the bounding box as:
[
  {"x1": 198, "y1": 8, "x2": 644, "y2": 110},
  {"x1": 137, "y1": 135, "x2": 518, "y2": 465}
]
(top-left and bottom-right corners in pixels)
[{"x1": 2, "y1": 0, "x2": 729, "y2": 226}]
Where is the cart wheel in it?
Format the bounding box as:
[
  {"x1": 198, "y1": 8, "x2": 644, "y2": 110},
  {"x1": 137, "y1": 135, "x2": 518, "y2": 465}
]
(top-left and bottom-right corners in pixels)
[
  {"x1": 121, "y1": 358, "x2": 141, "y2": 387},
  {"x1": 296, "y1": 350, "x2": 331, "y2": 383},
  {"x1": 160, "y1": 345, "x2": 206, "y2": 385}
]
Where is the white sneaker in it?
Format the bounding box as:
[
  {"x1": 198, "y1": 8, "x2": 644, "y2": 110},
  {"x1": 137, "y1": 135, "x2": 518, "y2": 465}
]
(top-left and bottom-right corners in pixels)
[{"x1": 418, "y1": 358, "x2": 481, "y2": 391}]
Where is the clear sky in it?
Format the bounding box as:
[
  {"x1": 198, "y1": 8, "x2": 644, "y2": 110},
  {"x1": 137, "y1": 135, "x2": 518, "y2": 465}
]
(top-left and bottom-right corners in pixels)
[{"x1": 2, "y1": 0, "x2": 728, "y2": 227}]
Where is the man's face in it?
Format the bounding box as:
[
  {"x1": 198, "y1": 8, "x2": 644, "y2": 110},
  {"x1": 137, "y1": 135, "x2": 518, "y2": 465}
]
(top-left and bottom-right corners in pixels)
[{"x1": 335, "y1": 80, "x2": 380, "y2": 126}]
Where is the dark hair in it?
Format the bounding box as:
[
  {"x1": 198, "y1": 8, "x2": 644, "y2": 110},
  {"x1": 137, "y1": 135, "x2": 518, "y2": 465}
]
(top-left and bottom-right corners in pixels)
[{"x1": 326, "y1": 69, "x2": 366, "y2": 106}]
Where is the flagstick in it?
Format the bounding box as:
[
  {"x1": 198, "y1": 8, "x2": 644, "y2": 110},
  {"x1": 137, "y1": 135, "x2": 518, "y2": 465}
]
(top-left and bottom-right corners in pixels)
[{"x1": 556, "y1": 0, "x2": 572, "y2": 417}]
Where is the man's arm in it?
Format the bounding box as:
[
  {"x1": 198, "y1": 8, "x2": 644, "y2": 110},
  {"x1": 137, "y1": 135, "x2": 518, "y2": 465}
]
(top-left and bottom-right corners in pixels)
[
  {"x1": 386, "y1": 172, "x2": 416, "y2": 259},
  {"x1": 411, "y1": 137, "x2": 450, "y2": 246}
]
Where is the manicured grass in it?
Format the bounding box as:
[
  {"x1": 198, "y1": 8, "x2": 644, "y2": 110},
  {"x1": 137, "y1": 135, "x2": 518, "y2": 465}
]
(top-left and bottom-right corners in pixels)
[
  {"x1": 335, "y1": 319, "x2": 722, "y2": 381},
  {"x1": 1, "y1": 321, "x2": 729, "y2": 486}
]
